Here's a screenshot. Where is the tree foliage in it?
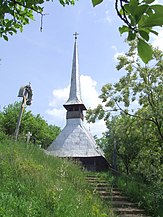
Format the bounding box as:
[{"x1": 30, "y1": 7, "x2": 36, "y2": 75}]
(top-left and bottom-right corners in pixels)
[
  {"x1": 0, "y1": 101, "x2": 60, "y2": 148},
  {"x1": 87, "y1": 43, "x2": 163, "y2": 141},
  {"x1": 102, "y1": 114, "x2": 163, "y2": 216},
  {"x1": 86, "y1": 44, "x2": 163, "y2": 190},
  {"x1": 93, "y1": 0, "x2": 163, "y2": 63},
  {"x1": 0, "y1": 0, "x2": 75, "y2": 40}
]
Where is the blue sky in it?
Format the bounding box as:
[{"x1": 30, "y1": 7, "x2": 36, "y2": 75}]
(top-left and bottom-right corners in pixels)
[{"x1": 0, "y1": 0, "x2": 163, "y2": 137}]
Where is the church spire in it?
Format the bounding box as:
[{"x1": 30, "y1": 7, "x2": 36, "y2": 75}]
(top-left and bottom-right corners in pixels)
[{"x1": 63, "y1": 33, "x2": 86, "y2": 111}]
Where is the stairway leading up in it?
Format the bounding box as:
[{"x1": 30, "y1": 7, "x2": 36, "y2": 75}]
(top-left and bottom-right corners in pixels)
[{"x1": 86, "y1": 174, "x2": 151, "y2": 217}]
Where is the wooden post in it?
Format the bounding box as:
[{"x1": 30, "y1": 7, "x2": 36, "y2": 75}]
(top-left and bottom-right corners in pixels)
[
  {"x1": 113, "y1": 140, "x2": 117, "y2": 171},
  {"x1": 15, "y1": 96, "x2": 26, "y2": 141},
  {"x1": 15, "y1": 83, "x2": 32, "y2": 141}
]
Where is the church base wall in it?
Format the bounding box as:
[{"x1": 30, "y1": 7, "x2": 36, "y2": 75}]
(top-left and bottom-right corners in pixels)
[{"x1": 71, "y1": 156, "x2": 110, "y2": 172}]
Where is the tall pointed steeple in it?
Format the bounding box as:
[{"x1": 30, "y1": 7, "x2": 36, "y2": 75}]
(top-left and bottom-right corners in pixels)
[
  {"x1": 64, "y1": 33, "x2": 86, "y2": 111},
  {"x1": 46, "y1": 33, "x2": 109, "y2": 171}
]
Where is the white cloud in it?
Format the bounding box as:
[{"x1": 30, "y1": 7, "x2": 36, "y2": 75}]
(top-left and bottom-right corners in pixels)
[
  {"x1": 47, "y1": 108, "x2": 65, "y2": 119},
  {"x1": 46, "y1": 75, "x2": 106, "y2": 137},
  {"x1": 111, "y1": 45, "x2": 117, "y2": 51},
  {"x1": 85, "y1": 120, "x2": 106, "y2": 137},
  {"x1": 153, "y1": 0, "x2": 162, "y2": 3},
  {"x1": 80, "y1": 75, "x2": 99, "y2": 108},
  {"x1": 49, "y1": 86, "x2": 69, "y2": 107},
  {"x1": 152, "y1": 29, "x2": 163, "y2": 51},
  {"x1": 93, "y1": 9, "x2": 112, "y2": 24},
  {"x1": 105, "y1": 10, "x2": 112, "y2": 24}
]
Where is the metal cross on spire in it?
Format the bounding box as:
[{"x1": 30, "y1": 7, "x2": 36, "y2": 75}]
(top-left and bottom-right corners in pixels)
[{"x1": 73, "y1": 32, "x2": 79, "y2": 40}]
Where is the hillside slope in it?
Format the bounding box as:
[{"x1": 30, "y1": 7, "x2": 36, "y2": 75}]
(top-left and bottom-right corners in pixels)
[{"x1": 0, "y1": 135, "x2": 112, "y2": 217}]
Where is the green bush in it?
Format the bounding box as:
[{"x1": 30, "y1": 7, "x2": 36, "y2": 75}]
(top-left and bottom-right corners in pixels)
[
  {"x1": 0, "y1": 131, "x2": 9, "y2": 141},
  {"x1": 113, "y1": 173, "x2": 163, "y2": 217}
]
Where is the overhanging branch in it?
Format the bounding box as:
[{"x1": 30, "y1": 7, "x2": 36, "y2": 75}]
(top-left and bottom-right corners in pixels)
[{"x1": 115, "y1": 0, "x2": 135, "y2": 31}]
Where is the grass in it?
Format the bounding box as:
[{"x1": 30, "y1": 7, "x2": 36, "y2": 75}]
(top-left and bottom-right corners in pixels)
[
  {"x1": 118, "y1": 177, "x2": 163, "y2": 217},
  {"x1": 110, "y1": 171, "x2": 163, "y2": 217},
  {"x1": 0, "y1": 134, "x2": 112, "y2": 217}
]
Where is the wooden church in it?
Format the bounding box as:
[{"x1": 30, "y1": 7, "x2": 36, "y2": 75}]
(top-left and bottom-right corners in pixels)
[{"x1": 46, "y1": 33, "x2": 109, "y2": 171}]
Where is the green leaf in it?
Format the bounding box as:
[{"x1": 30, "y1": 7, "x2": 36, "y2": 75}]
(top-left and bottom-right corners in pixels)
[
  {"x1": 128, "y1": 14, "x2": 136, "y2": 26},
  {"x1": 139, "y1": 30, "x2": 149, "y2": 41},
  {"x1": 141, "y1": 14, "x2": 163, "y2": 27},
  {"x1": 8, "y1": 31, "x2": 13, "y2": 35},
  {"x1": 3, "y1": 35, "x2": 8, "y2": 41},
  {"x1": 19, "y1": 25, "x2": 23, "y2": 32},
  {"x1": 124, "y1": 4, "x2": 130, "y2": 14},
  {"x1": 91, "y1": 0, "x2": 103, "y2": 7},
  {"x1": 129, "y1": 0, "x2": 138, "y2": 16},
  {"x1": 134, "y1": 5, "x2": 149, "y2": 23},
  {"x1": 6, "y1": 20, "x2": 12, "y2": 28},
  {"x1": 140, "y1": 5, "x2": 163, "y2": 27},
  {"x1": 143, "y1": 0, "x2": 155, "y2": 3},
  {"x1": 150, "y1": 5, "x2": 163, "y2": 14},
  {"x1": 127, "y1": 30, "x2": 136, "y2": 41},
  {"x1": 119, "y1": 25, "x2": 129, "y2": 35},
  {"x1": 137, "y1": 38, "x2": 153, "y2": 63},
  {"x1": 105, "y1": 100, "x2": 115, "y2": 108},
  {"x1": 149, "y1": 29, "x2": 158, "y2": 35}
]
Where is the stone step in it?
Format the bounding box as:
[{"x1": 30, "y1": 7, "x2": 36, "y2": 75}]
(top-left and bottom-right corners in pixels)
[
  {"x1": 101, "y1": 195, "x2": 128, "y2": 201},
  {"x1": 94, "y1": 183, "x2": 110, "y2": 187},
  {"x1": 112, "y1": 187, "x2": 120, "y2": 191},
  {"x1": 111, "y1": 190, "x2": 122, "y2": 196},
  {"x1": 118, "y1": 215, "x2": 150, "y2": 217},
  {"x1": 112, "y1": 201, "x2": 138, "y2": 208},
  {"x1": 100, "y1": 195, "x2": 111, "y2": 200},
  {"x1": 90, "y1": 183, "x2": 110, "y2": 189},
  {"x1": 93, "y1": 186, "x2": 110, "y2": 191},
  {"x1": 86, "y1": 178, "x2": 98, "y2": 181},
  {"x1": 111, "y1": 195, "x2": 129, "y2": 201},
  {"x1": 85, "y1": 177, "x2": 98, "y2": 181},
  {"x1": 86, "y1": 179, "x2": 108, "y2": 184},
  {"x1": 86, "y1": 175, "x2": 97, "y2": 177},
  {"x1": 97, "y1": 190, "x2": 110, "y2": 196},
  {"x1": 113, "y1": 207, "x2": 145, "y2": 215},
  {"x1": 86, "y1": 176, "x2": 106, "y2": 180}
]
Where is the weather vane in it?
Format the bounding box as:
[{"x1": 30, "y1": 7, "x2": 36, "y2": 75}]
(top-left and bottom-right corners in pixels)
[{"x1": 73, "y1": 32, "x2": 79, "y2": 40}]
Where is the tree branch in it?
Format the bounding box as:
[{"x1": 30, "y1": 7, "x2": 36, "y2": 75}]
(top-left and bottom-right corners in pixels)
[
  {"x1": 115, "y1": 0, "x2": 135, "y2": 31},
  {"x1": 10, "y1": 0, "x2": 46, "y2": 32},
  {"x1": 114, "y1": 100, "x2": 158, "y2": 125}
]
